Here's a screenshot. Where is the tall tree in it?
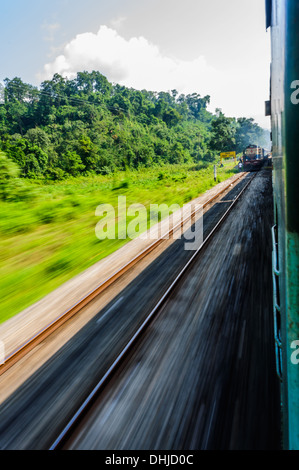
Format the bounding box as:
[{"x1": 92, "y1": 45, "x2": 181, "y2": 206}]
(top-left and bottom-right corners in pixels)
[{"x1": 209, "y1": 112, "x2": 236, "y2": 153}]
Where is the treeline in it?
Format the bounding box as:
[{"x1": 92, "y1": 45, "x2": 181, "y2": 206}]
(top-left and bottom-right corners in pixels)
[{"x1": 0, "y1": 72, "x2": 270, "y2": 180}]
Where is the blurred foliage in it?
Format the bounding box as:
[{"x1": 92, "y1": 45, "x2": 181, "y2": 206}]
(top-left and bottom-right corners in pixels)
[{"x1": 0, "y1": 160, "x2": 237, "y2": 323}]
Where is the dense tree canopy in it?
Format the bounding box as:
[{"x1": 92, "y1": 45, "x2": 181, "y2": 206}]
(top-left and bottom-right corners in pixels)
[{"x1": 0, "y1": 72, "x2": 270, "y2": 179}]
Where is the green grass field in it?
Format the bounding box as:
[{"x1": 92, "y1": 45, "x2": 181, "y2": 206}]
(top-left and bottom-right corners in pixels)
[{"x1": 0, "y1": 161, "x2": 238, "y2": 323}]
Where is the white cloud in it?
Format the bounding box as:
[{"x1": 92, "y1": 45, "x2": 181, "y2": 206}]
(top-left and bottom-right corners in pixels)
[
  {"x1": 39, "y1": 25, "x2": 269, "y2": 127},
  {"x1": 40, "y1": 26, "x2": 215, "y2": 89}
]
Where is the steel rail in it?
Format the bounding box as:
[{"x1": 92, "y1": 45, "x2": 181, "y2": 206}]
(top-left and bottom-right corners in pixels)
[
  {"x1": 0, "y1": 172, "x2": 245, "y2": 377},
  {"x1": 49, "y1": 172, "x2": 256, "y2": 450}
]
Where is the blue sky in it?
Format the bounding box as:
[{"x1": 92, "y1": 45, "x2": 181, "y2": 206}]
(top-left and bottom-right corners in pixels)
[{"x1": 0, "y1": 0, "x2": 271, "y2": 128}]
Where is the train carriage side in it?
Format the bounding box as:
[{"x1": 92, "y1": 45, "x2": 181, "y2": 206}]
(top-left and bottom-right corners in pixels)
[{"x1": 266, "y1": 0, "x2": 299, "y2": 450}]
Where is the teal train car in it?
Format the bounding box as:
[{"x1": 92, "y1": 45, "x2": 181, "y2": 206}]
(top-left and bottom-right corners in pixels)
[{"x1": 266, "y1": 0, "x2": 299, "y2": 450}]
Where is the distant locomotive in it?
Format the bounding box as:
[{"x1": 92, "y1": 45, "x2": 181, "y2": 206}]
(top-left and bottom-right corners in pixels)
[
  {"x1": 242, "y1": 144, "x2": 266, "y2": 171},
  {"x1": 266, "y1": 0, "x2": 299, "y2": 450}
]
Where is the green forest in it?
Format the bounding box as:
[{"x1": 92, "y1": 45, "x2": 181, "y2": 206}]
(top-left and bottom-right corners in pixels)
[{"x1": 0, "y1": 71, "x2": 270, "y2": 181}]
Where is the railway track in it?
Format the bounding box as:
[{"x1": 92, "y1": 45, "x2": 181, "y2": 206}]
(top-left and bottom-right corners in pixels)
[
  {"x1": 0, "y1": 171, "x2": 246, "y2": 378},
  {"x1": 49, "y1": 171, "x2": 256, "y2": 450}
]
